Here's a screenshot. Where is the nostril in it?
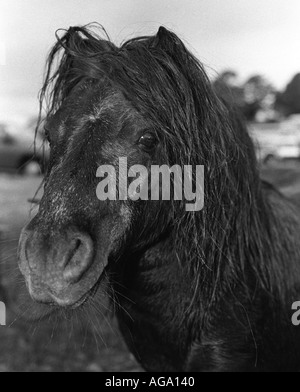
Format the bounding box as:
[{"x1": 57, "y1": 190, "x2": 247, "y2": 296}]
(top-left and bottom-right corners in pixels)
[
  {"x1": 68, "y1": 239, "x2": 81, "y2": 262},
  {"x1": 18, "y1": 229, "x2": 37, "y2": 275},
  {"x1": 63, "y1": 233, "x2": 94, "y2": 284}
]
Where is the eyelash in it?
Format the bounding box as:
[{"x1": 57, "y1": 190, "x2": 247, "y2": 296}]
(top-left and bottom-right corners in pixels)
[
  {"x1": 138, "y1": 133, "x2": 158, "y2": 151},
  {"x1": 44, "y1": 129, "x2": 51, "y2": 144}
]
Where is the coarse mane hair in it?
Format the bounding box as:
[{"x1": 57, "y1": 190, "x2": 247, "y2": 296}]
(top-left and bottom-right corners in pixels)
[{"x1": 38, "y1": 24, "x2": 296, "y2": 310}]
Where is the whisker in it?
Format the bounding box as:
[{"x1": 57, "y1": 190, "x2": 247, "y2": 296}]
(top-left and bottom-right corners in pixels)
[
  {"x1": 90, "y1": 299, "x2": 117, "y2": 338},
  {"x1": 86, "y1": 302, "x2": 107, "y2": 349},
  {"x1": 0, "y1": 254, "x2": 18, "y2": 264},
  {"x1": 0, "y1": 237, "x2": 19, "y2": 245}
]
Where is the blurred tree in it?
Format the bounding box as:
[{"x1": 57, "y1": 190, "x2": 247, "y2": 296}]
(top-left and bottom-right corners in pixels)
[
  {"x1": 276, "y1": 74, "x2": 300, "y2": 116},
  {"x1": 214, "y1": 71, "x2": 277, "y2": 122},
  {"x1": 0, "y1": 123, "x2": 8, "y2": 136},
  {"x1": 213, "y1": 70, "x2": 245, "y2": 110},
  {"x1": 0, "y1": 123, "x2": 14, "y2": 144},
  {"x1": 243, "y1": 75, "x2": 276, "y2": 122},
  {"x1": 26, "y1": 116, "x2": 46, "y2": 139}
]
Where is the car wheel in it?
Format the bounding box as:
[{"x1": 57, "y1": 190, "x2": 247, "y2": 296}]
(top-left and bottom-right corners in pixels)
[
  {"x1": 263, "y1": 154, "x2": 276, "y2": 165},
  {"x1": 20, "y1": 160, "x2": 41, "y2": 176}
]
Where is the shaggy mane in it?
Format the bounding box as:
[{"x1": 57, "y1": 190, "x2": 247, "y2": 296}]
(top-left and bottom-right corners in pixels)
[{"x1": 38, "y1": 24, "x2": 297, "y2": 309}]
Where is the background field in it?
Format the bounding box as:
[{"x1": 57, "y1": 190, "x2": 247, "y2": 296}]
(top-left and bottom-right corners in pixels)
[
  {"x1": 0, "y1": 160, "x2": 300, "y2": 372},
  {"x1": 0, "y1": 174, "x2": 141, "y2": 372}
]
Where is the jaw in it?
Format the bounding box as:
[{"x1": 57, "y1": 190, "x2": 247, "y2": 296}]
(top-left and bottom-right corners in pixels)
[
  {"x1": 23, "y1": 270, "x2": 107, "y2": 310},
  {"x1": 18, "y1": 204, "x2": 132, "y2": 311},
  {"x1": 20, "y1": 252, "x2": 109, "y2": 309},
  {"x1": 52, "y1": 277, "x2": 103, "y2": 309}
]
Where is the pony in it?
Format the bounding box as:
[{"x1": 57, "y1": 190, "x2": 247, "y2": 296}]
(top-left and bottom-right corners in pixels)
[{"x1": 18, "y1": 24, "x2": 300, "y2": 372}]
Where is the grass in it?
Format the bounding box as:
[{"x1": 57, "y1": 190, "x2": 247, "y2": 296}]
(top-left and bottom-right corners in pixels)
[
  {"x1": 0, "y1": 160, "x2": 300, "y2": 372},
  {"x1": 0, "y1": 174, "x2": 141, "y2": 372}
]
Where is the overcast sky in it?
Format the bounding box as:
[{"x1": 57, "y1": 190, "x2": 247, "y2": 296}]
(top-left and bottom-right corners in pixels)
[{"x1": 1, "y1": 0, "x2": 300, "y2": 124}]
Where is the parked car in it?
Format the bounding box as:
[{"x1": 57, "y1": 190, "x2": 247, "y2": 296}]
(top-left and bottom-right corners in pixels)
[
  {"x1": 250, "y1": 123, "x2": 300, "y2": 164},
  {"x1": 281, "y1": 115, "x2": 300, "y2": 133},
  {"x1": 0, "y1": 126, "x2": 48, "y2": 175}
]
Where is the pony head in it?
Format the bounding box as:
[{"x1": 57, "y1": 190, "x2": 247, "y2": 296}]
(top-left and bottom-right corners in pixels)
[{"x1": 18, "y1": 25, "x2": 260, "y2": 308}]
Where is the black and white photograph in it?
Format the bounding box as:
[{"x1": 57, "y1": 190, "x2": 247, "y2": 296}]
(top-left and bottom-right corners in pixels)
[{"x1": 1, "y1": 0, "x2": 300, "y2": 374}]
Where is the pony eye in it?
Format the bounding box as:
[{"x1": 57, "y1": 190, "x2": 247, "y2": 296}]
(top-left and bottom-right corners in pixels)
[
  {"x1": 44, "y1": 128, "x2": 51, "y2": 144},
  {"x1": 138, "y1": 133, "x2": 157, "y2": 151}
]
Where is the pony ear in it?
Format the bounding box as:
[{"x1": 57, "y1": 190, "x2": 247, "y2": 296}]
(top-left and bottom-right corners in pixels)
[
  {"x1": 152, "y1": 26, "x2": 201, "y2": 77},
  {"x1": 61, "y1": 26, "x2": 114, "y2": 56},
  {"x1": 152, "y1": 26, "x2": 185, "y2": 55},
  {"x1": 155, "y1": 26, "x2": 173, "y2": 44},
  {"x1": 41, "y1": 26, "x2": 115, "y2": 114},
  {"x1": 53, "y1": 26, "x2": 115, "y2": 83},
  {"x1": 152, "y1": 26, "x2": 209, "y2": 86},
  {"x1": 151, "y1": 26, "x2": 214, "y2": 126}
]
